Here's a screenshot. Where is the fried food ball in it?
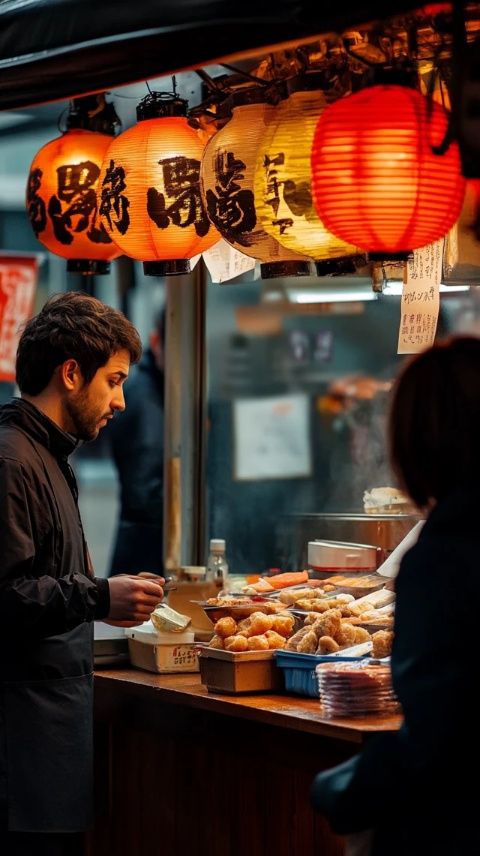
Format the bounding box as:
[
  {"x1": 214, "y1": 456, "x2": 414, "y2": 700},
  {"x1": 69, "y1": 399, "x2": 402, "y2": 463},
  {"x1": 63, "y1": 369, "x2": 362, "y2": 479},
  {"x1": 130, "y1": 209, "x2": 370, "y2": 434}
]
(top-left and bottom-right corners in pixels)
[
  {"x1": 265, "y1": 630, "x2": 287, "y2": 649},
  {"x1": 353, "y1": 626, "x2": 371, "y2": 643},
  {"x1": 248, "y1": 612, "x2": 273, "y2": 636},
  {"x1": 312, "y1": 609, "x2": 342, "y2": 639},
  {"x1": 285, "y1": 626, "x2": 311, "y2": 650},
  {"x1": 209, "y1": 634, "x2": 224, "y2": 649},
  {"x1": 297, "y1": 630, "x2": 318, "y2": 654},
  {"x1": 224, "y1": 634, "x2": 249, "y2": 652},
  {"x1": 304, "y1": 612, "x2": 321, "y2": 626},
  {"x1": 297, "y1": 598, "x2": 332, "y2": 613},
  {"x1": 236, "y1": 618, "x2": 252, "y2": 637},
  {"x1": 214, "y1": 616, "x2": 238, "y2": 638},
  {"x1": 247, "y1": 634, "x2": 270, "y2": 651},
  {"x1": 335, "y1": 623, "x2": 357, "y2": 648},
  {"x1": 271, "y1": 614, "x2": 295, "y2": 638},
  {"x1": 279, "y1": 592, "x2": 298, "y2": 606},
  {"x1": 372, "y1": 630, "x2": 394, "y2": 659},
  {"x1": 339, "y1": 605, "x2": 356, "y2": 617},
  {"x1": 323, "y1": 584, "x2": 336, "y2": 592},
  {"x1": 330, "y1": 592, "x2": 355, "y2": 606},
  {"x1": 317, "y1": 635, "x2": 340, "y2": 654},
  {"x1": 263, "y1": 602, "x2": 289, "y2": 614}
]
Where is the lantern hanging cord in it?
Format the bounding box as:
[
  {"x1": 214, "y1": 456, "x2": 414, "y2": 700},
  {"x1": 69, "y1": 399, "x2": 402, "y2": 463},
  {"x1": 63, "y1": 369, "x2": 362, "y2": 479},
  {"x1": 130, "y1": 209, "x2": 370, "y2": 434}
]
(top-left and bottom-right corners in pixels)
[
  {"x1": 431, "y1": 0, "x2": 466, "y2": 156},
  {"x1": 220, "y1": 63, "x2": 269, "y2": 86}
]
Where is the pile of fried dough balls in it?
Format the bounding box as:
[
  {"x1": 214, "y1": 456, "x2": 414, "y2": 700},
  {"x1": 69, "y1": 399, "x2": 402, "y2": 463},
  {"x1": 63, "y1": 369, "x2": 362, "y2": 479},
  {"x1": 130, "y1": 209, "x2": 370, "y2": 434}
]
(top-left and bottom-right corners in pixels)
[
  {"x1": 209, "y1": 611, "x2": 295, "y2": 651},
  {"x1": 286, "y1": 608, "x2": 393, "y2": 658}
]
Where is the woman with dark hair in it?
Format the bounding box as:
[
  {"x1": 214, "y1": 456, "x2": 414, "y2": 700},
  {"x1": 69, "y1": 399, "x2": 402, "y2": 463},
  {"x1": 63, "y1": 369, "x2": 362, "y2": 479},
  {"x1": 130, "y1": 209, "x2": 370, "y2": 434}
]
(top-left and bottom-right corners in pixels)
[{"x1": 311, "y1": 336, "x2": 480, "y2": 856}]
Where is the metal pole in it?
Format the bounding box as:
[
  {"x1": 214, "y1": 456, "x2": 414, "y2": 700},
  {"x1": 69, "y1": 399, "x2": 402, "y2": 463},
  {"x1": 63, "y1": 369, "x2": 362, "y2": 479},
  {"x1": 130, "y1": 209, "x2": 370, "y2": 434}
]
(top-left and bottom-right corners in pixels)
[{"x1": 163, "y1": 261, "x2": 207, "y2": 571}]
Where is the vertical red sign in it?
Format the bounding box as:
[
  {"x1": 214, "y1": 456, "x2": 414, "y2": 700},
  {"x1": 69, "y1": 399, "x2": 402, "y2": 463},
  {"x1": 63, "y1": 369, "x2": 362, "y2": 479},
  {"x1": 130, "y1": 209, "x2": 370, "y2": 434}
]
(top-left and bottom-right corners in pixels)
[{"x1": 0, "y1": 256, "x2": 38, "y2": 382}]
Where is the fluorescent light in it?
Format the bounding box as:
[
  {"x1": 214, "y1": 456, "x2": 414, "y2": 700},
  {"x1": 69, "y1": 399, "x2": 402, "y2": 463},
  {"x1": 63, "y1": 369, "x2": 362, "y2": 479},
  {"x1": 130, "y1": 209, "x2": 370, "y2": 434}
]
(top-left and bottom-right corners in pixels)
[
  {"x1": 0, "y1": 112, "x2": 32, "y2": 131},
  {"x1": 287, "y1": 288, "x2": 377, "y2": 303},
  {"x1": 382, "y1": 281, "x2": 470, "y2": 296}
]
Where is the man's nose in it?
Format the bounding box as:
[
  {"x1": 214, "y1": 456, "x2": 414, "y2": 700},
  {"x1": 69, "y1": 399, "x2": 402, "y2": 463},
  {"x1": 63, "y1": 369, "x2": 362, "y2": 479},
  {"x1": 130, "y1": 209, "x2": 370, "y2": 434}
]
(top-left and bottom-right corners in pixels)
[{"x1": 112, "y1": 387, "x2": 126, "y2": 412}]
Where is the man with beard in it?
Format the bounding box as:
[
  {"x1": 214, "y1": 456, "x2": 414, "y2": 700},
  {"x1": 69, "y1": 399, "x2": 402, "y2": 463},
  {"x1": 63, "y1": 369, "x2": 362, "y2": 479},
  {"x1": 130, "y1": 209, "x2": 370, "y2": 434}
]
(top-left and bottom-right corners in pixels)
[{"x1": 0, "y1": 292, "x2": 165, "y2": 856}]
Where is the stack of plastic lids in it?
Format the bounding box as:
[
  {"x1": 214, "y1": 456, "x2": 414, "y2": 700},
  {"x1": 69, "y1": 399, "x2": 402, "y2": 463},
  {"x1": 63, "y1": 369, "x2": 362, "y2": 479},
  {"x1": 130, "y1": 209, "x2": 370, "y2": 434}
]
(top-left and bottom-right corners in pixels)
[{"x1": 316, "y1": 660, "x2": 400, "y2": 718}]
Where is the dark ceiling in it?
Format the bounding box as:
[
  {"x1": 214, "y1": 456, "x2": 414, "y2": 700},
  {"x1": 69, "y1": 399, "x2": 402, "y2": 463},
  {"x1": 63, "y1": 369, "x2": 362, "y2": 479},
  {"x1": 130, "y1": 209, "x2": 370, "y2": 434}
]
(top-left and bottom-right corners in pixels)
[{"x1": 0, "y1": 0, "x2": 421, "y2": 110}]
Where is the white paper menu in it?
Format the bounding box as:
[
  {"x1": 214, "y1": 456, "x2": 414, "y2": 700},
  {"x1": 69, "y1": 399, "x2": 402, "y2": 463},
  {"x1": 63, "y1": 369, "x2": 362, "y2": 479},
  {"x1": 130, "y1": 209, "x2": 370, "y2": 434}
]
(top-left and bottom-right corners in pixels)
[
  {"x1": 397, "y1": 239, "x2": 443, "y2": 354},
  {"x1": 203, "y1": 239, "x2": 255, "y2": 283}
]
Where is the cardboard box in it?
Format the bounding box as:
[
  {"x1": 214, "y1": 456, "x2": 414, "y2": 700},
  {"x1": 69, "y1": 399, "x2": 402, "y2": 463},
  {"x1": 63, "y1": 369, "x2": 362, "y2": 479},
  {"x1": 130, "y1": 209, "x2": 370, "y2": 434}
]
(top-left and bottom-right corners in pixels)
[
  {"x1": 125, "y1": 622, "x2": 199, "y2": 674},
  {"x1": 199, "y1": 648, "x2": 282, "y2": 694}
]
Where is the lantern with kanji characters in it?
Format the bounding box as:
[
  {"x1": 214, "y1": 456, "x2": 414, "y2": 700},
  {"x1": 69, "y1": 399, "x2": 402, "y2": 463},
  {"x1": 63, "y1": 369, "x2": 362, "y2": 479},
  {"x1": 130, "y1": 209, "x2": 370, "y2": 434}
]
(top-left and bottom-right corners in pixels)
[
  {"x1": 253, "y1": 79, "x2": 359, "y2": 267},
  {"x1": 311, "y1": 84, "x2": 466, "y2": 257},
  {"x1": 200, "y1": 88, "x2": 312, "y2": 279},
  {"x1": 26, "y1": 96, "x2": 121, "y2": 274},
  {"x1": 97, "y1": 93, "x2": 219, "y2": 276}
]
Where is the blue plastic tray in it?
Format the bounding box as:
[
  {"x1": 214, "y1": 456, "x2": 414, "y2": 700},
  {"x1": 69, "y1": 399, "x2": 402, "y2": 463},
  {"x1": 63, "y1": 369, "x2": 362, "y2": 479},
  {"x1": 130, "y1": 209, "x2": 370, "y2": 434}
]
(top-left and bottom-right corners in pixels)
[{"x1": 275, "y1": 650, "x2": 368, "y2": 698}]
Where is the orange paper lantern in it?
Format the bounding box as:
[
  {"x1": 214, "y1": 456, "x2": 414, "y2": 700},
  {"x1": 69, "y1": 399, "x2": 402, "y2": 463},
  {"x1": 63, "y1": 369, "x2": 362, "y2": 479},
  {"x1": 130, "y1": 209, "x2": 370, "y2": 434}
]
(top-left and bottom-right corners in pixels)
[
  {"x1": 311, "y1": 84, "x2": 466, "y2": 256},
  {"x1": 97, "y1": 94, "x2": 219, "y2": 276},
  {"x1": 27, "y1": 128, "x2": 121, "y2": 274}
]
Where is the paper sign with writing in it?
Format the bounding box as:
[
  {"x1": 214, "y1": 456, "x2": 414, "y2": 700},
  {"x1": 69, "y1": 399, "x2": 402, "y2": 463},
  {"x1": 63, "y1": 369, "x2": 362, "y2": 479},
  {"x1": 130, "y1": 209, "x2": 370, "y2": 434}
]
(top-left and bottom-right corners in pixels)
[
  {"x1": 203, "y1": 238, "x2": 255, "y2": 283},
  {"x1": 397, "y1": 239, "x2": 443, "y2": 355},
  {"x1": 234, "y1": 393, "x2": 311, "y2": 480},
  {"x1": 0, "y1": 256, "x2": 38, "y2": 381}
]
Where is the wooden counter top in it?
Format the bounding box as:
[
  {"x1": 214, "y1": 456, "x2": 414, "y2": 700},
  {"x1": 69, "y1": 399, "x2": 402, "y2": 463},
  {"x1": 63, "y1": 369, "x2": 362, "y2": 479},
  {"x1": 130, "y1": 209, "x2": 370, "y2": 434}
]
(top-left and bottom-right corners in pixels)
[{"x1": 94, "y1": 668, "x2": 402, "y2": 745}]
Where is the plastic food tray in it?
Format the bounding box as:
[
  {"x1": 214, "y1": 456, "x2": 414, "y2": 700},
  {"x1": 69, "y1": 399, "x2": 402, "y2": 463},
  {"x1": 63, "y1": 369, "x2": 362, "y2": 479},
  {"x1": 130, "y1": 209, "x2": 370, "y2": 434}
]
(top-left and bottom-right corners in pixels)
[{"x1": 275, "y1": 649, "x2": 371, "y2": 698}]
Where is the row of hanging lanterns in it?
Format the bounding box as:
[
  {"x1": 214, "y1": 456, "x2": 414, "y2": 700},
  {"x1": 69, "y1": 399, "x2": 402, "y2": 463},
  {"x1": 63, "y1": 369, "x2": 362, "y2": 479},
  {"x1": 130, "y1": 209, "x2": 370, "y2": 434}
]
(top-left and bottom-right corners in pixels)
[{"x1": 26, "y1": 74, "x2": 467, "y2": 278}]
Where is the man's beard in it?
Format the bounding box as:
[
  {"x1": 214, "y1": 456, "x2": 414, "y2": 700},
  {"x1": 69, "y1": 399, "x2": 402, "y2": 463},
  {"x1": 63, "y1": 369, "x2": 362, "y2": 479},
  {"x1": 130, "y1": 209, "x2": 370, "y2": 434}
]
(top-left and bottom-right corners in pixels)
[{"x1": 64, "y1": 388, "x2": 103, "y2": 441}]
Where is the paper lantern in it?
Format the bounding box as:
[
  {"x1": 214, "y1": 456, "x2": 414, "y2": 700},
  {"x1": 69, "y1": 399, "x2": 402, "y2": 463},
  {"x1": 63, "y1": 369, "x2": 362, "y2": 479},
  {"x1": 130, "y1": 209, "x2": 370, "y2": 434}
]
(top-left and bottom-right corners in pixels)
[
  {"x1": 311, "y1": 84, "x2": 466, "y2": 257},
  {"x1": 254, "y1": 83, "x2": 358, "y2": 265},
  {"x1": 200, "y1": 91, "x2": 312, "y2": 279},
  {"x1": 26, "y1": 128, "x2": 121, "y2": 274},
  {"x1": 97, "y1": 94, "x2": 219, "y2": 276}
]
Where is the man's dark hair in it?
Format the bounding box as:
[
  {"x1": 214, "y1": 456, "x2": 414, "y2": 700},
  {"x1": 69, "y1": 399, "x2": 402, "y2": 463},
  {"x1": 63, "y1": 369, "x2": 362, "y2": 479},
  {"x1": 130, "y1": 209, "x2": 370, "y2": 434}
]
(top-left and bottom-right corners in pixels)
[
  {"x1": 16, "y1": 291, "x2": 142, "y2": 395},
  {"x1": 389, "y1": 336, "x2": 480, "y2": 509}
]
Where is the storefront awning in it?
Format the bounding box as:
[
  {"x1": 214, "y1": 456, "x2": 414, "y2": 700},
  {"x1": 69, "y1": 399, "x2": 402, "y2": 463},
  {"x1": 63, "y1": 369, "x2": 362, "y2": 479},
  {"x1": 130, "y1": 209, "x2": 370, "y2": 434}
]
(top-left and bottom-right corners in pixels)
[{"x1": 0, "y1": 0, "x2": 420, "y2": 110}]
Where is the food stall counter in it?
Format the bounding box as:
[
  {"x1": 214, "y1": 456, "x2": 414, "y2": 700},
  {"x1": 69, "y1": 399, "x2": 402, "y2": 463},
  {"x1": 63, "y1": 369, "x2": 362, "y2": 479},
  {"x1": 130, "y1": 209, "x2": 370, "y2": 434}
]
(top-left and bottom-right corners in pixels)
[{"x1": 88, "y1": 668, "x2": 402, "y2": 856}]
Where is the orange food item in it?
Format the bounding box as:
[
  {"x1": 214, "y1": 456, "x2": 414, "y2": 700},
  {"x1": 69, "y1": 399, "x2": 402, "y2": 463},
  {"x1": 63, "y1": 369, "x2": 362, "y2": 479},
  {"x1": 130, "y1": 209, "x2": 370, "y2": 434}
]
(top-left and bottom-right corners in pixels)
[{"x1": 268, "y1": 571, "x2": 309, "y2": 590}]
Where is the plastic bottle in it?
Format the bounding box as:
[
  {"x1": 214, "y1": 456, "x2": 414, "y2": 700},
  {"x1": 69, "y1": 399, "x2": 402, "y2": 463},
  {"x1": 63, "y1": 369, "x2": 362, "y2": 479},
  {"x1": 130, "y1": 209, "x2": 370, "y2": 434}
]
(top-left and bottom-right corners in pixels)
[{"x1": 206, "y1": 538, "x2": 229, "y2": 591}]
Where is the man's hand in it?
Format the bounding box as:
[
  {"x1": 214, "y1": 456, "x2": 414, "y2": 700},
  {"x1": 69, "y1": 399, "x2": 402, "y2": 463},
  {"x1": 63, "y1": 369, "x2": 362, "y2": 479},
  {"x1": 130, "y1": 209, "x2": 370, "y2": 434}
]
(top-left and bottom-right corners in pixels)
[{"x1": 106, "y1": 575, "x2": 164, "y2": 626}]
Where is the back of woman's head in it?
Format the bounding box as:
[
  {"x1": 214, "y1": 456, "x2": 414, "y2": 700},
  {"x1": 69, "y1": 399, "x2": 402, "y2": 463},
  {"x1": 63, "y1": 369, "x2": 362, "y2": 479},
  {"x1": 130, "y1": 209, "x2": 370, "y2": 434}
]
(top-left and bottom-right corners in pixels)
[{"x1": 389, "y1": 336, "x2": 480, "y2": 509}]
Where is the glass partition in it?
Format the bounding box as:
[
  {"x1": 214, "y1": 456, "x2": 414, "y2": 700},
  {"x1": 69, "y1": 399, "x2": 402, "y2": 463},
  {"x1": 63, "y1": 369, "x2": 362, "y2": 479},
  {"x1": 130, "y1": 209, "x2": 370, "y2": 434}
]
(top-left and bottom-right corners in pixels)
[{"x1": 206, "y1": 273, "x2": 479, "y2": 574}]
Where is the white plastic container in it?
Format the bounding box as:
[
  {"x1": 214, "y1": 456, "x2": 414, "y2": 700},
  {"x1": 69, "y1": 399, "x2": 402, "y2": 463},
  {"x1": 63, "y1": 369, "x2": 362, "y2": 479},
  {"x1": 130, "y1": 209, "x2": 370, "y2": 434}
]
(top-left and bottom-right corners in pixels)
[{"x1": 125, "y1": 621, "x2": 199, "y2": 674}]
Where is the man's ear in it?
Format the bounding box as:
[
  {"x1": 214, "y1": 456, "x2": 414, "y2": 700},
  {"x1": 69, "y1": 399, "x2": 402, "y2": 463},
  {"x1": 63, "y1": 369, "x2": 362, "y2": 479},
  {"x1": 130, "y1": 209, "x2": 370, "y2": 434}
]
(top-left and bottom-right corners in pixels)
[{"x1": 59, "y1": 359, "x2": 82, "y2": 391}]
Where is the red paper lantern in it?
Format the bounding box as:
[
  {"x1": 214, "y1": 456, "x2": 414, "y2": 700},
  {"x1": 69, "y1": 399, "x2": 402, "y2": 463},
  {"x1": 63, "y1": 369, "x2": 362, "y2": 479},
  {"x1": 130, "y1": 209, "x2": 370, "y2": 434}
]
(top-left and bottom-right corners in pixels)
[
  {"x1": 27, "y1": 128, "x2": 120, "y2": 274},
  {"x1": 97, "y1": 94, "x2": 219, "y2": 276},
  {"x1": 311, "y1": 84, "x2": 466, "y2": 256}
]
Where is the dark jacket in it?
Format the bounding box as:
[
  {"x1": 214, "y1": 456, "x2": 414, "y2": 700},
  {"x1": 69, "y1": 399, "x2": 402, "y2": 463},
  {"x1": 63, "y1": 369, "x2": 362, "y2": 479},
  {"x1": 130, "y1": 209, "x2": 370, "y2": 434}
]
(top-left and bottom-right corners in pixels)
[
  {"x1": 0, "y1": 399, "x2": 110, "y2": 833},
  {"x1": 311, "y1": 488, "x2": 480, "y2": 855},
  {"x1": 108, "y1": 348, "x2": 164, "y2": 575}
]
